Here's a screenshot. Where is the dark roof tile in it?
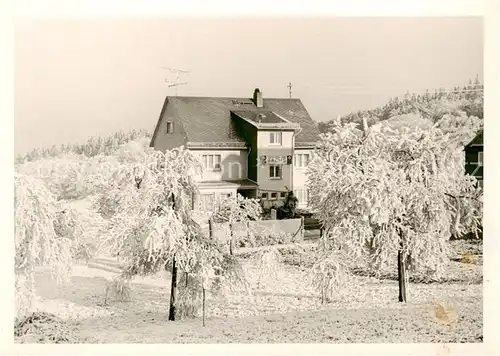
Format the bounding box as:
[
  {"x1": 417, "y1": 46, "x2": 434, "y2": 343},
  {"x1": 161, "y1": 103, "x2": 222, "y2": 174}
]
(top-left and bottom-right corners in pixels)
[
  {"x1": 154, "y1": 96, "x2": 320, "y2": 146},
  {"x1": 466, "y1": 130, "x2": 483, "y2": 147}
]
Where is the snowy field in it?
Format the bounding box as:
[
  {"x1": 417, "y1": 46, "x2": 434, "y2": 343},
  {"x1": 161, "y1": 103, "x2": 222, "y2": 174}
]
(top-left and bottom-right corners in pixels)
[{"x1": 22, "y1": 240, "x2": 483, "y2": 343}]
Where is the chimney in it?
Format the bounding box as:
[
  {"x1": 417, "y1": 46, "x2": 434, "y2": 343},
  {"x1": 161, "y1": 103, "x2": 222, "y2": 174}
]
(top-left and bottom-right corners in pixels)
[{"x1": 253, "y1": 88, "x2": 263, "y2": 108}]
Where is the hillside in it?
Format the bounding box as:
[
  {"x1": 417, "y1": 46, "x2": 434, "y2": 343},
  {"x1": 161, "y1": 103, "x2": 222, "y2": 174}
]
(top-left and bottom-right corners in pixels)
[
  {"x1": 317, "y1": 79, "x2": 484, "y2": 145},
  {"x1": 16, "y1": 129, "x2": 152, "y2": 164}
]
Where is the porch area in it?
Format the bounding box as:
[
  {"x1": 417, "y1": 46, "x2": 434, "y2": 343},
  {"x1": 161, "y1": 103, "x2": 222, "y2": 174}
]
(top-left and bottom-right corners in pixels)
[{"x1": 194, "y1": 179, "x2": 259, "y2": 211}]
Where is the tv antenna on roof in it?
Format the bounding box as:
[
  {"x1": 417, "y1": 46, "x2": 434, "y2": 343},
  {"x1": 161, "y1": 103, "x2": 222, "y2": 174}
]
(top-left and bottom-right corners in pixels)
[{"x1": 160, "y1": 67, "x2": 190, "y2": 96}]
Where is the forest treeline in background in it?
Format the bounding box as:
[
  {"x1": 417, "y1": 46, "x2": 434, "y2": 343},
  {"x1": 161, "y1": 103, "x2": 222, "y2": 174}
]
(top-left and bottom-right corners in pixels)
[
  {"x1": 318, "y1": 77, "x2": 483, "y2": 142},
  {"x1": 16, "y1": 77, "x2": 483, "y2": 165}
]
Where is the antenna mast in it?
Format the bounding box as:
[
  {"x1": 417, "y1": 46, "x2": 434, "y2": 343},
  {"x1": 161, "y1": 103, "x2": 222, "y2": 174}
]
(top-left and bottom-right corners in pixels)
[{"x1": 161, "y1": 67, "x2": 190, "y2": 96}]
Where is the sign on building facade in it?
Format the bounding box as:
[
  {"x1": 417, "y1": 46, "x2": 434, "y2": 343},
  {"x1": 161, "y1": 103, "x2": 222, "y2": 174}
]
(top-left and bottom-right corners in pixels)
[{"x1": 260, "y1": 155, "x2": 293, "y2": 165}]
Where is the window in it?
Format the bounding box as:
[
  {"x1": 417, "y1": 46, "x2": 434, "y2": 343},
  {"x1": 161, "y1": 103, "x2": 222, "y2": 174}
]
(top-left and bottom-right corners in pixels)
[
  {"x1": 269, "y1": 132, "x2": 282, "y2": 145},
  {"x1": 280, "y1": 192, "x2": 287, "y2": 199},
  {"x1": 294, "y1": 189, "x2": 309, "y2": 205},
  {"x1": 199, "y1": 194, "x2": 215, "y2": 211},
  {"x1": 261, "y1": 192, "x2": 268, "y2": 199},
  {"x1": 269, "y1": 165, "x2": 282, "y2": 179},
  {"x1": 478, "y1": 152, "x2": 483, "y2": 166},
  {"x1": 294, "y1": 153, "x2": 310, "y2": 168},
  {"x1": 166, "y1": 121, "x2": 174, "y2": 134},
  {"x1": 202, "y1": 154, "x2": 222, "y2": 171},
  {"x1": 270, "y1": 192, "x2": 278, "y2": 200},
  {"x1": 220, "y1": 193, "x2": 232, "y2": 199}
]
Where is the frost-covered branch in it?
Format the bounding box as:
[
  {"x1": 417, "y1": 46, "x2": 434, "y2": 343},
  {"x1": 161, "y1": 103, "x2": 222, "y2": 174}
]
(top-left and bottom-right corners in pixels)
[{"x1": 307, "y1": 114, "x2": 482, "y2": 292}]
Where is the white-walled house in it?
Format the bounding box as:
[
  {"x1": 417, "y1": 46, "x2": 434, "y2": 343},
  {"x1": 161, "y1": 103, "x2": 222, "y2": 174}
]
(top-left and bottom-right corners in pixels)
[{"x1": 150, "y1": 88, "x2": 320, "y2": 211}]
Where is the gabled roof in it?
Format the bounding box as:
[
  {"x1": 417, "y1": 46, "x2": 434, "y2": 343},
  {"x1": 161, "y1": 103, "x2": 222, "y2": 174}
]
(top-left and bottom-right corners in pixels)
[
  {"x1": 152, "y1": 96, "x2": 320, "y2": 149},
  {"x1": 465, "y1": 130, "x2": 483, "y2": 148}
]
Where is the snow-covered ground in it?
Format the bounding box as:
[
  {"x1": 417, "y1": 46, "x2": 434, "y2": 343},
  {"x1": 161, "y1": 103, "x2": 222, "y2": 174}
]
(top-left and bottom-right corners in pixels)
[{"x1": 25, "y1": 240, "x2": 483, "y2": 343}]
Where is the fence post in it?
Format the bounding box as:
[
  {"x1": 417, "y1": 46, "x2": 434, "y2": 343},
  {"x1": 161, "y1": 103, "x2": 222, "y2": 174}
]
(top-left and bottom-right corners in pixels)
[
  {"x1": 208, "y1": 218, "x2": 213, "y2": 238},
  {"x1": 271, "y1": 208, "x2": 277, "y2": 220},
  {"x1": 229, "y1": 223, "x2": 235, "y2": 255},
  {"x1": 301, "y1": 216, "x2": 305, "y2": 241}
]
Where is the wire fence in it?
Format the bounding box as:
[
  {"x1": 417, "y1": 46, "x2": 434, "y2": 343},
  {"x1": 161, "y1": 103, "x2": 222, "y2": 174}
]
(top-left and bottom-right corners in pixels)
[
  {"x1": 202, "y1": 218, "x2": 303, "y2": 240},
  {"x1": 196, "y1": 212, "x2": 326, "y2": 251}
]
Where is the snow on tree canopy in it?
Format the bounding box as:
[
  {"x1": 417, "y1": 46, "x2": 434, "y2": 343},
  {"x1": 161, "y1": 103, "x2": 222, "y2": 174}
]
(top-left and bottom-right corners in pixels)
[
  {"x1": 14, "y1": 173, "x2": 73, "y2": 278},
  {"x1": 307, "y1": 115, "x2": 482, "y2": 278},
  {"x1": 100, "y1": 145, "x2": 248, "y2": 320},
  {"x1": 101, "y1": 145, "x2": 218, "y2": 275},
  {"x1": 14, "y1": 173, "x2": 88, "y2": 317}
]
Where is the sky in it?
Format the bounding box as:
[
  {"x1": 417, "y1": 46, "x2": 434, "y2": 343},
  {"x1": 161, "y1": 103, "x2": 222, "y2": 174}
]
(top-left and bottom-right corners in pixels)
[{"x1": 14, "y1": 17, "x2": 483, "y2": 154}]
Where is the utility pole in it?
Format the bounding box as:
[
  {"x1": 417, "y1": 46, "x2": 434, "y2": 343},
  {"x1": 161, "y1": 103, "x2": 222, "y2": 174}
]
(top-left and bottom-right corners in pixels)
[
  {"x1": 161, "y1": 67, "x2": 190, "y2": 96},
  {"x1": 287, "y1": 82, "x2": 292, "y2": 98}
]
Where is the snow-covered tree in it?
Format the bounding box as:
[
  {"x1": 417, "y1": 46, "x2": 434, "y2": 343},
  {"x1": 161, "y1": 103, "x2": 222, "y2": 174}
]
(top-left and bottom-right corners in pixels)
[
  {"x1": 307, "y1": 115, "x2": 482, "y2": 302},
  {"x1": 16, "y1": 129, "x2": 152, "y2": 163},
  {"x1": 14, "y1": 173, "x2": 76, "y2": 317},
  {"x1": 100, "y1": 144, "x2": 236, "y2": 321},
  {"x1": 211, "y1": 194, "x2": 262, "y2": 254},
  {"x1": 434, "y1": 112, "x2": 482, "y2": 147},
  {"x1": 318, "y1": 79, "x2": 483, "y2": 134},
  {"x1": 15, "y1": 153, "x2": 95, "y2": 201},
  {"x1": 55, "y1": 199, "x2": 106, "y2": 262}
]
